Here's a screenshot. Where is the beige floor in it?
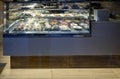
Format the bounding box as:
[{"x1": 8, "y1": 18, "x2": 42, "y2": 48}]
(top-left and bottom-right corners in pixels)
[
  {"x1": 1, "y1": 61, "x2": 120, "y2": 79},
  {"x1": 0, "y1": 34, "x2": 120, "y2": 79}
]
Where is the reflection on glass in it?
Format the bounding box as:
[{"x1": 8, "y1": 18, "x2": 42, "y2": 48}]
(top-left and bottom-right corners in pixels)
[{"x1": 5, "y1": 2, "x2": 90, "y2": 34}]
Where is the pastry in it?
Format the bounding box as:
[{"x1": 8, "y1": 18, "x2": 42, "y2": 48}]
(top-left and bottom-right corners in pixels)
[
  {"x1": 51, "y1": 25, "x2": 60, "y2": 31},
  {"x1": 50, "y1": 20, "x2": 58, "y2": 25},
  {"x1": 45, "y1": 22, "x2": 51, "y2": 30},
  {"x1": 72, "y1": 25, "x2": 82, "y2": 30},
  {"x1": 59, "y1": 25, "x2": 70, "y2": 31},
  {"x1": 61, "y1": 4, "x2": 71, "y2": 9},
  {"x1": 70, "y1": 22, "x2": 82, "y2": 30},
  {"x1": 71, "y1": 4, "x2": 80, "y2": 9},
  {"x1": 70, "y1": 22, "x2": 78, "y2": 26}
]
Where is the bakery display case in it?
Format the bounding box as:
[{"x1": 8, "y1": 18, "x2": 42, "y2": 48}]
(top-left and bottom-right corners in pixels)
[
  {"x1": 4, "y1": 1, "x2": 91, "y2": 37},
  {"x1": 3, "y1": 1, "x2": 120, "y2": 57}
]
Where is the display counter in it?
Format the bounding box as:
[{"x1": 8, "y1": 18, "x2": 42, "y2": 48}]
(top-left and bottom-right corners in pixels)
[
  {"x1": 2, "y1": 1, "x2": 120, "y2": 56},
  {"x1": 1, "y1": 1, "x2": 120, "y2": 68}
]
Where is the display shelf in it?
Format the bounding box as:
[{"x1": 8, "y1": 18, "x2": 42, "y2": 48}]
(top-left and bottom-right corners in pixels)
[{"x1": 4, "y1": 1, "x2": 91, "y2": 37}]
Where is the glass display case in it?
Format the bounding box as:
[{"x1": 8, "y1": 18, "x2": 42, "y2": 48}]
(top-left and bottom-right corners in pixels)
[{"x1": 4, "y1": 1, "x2": 91, "y2": 37}]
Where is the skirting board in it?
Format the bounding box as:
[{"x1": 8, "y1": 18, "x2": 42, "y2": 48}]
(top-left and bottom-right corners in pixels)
[{"x1": 10, "y1": 55, "x2": 120, "y2": 68}]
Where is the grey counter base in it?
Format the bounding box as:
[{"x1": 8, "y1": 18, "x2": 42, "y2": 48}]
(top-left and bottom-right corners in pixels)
[{"x1": 3, "y1": 22, "x2": 120, "y2": 56}]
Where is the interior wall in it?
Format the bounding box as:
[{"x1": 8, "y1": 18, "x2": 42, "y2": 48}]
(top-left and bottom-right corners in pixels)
[
  {"x1": 102, "y1": 2, "x2": 120, "y2": 14},
  {"x1": 0, "y1": 1, "x2": 4, "y2": 26}
]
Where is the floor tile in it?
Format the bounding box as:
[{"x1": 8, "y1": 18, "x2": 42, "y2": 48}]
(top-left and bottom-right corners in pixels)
[
  {"x1": 52, "y1": 77, "x2": 94, "y2": 79},
  {"x1": 93, "y1": 70, "x2": 118, "y2": 78},
  {"x1": 1, "y1": 69, "x2": 52, "y2": 79},
  {"x1": 112, "y1": 69, "x2": 120, "y2": 78},
  {"x1": 51, "y1": 69, "x2": 95, "y2": 79},
  {"x1": 95, "y1": 78, "x2": 120, "y2": 79}
]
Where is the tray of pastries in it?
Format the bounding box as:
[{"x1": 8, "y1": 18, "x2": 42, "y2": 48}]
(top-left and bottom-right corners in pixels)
[{"x1": 8, "y1": 18, "x2": 89, "y2": 33}]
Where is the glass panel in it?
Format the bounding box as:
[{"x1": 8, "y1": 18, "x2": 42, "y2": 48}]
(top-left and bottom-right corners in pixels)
[{"x1": 4, "y1": 2, "x2": 91, "y2": 35}]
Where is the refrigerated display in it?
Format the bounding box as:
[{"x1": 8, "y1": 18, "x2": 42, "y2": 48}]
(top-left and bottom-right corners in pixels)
[{"x1": 4, "y1": 1, "x2": 91, "y2": 37}]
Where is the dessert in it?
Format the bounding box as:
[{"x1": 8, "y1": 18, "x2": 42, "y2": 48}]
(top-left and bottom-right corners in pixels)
[
  {"x1": 50, "y1": 20, "x2": 58, "y2": 25},
  {"x1": 70, "y1": 22, "x2": 82, "y2": 30}
]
